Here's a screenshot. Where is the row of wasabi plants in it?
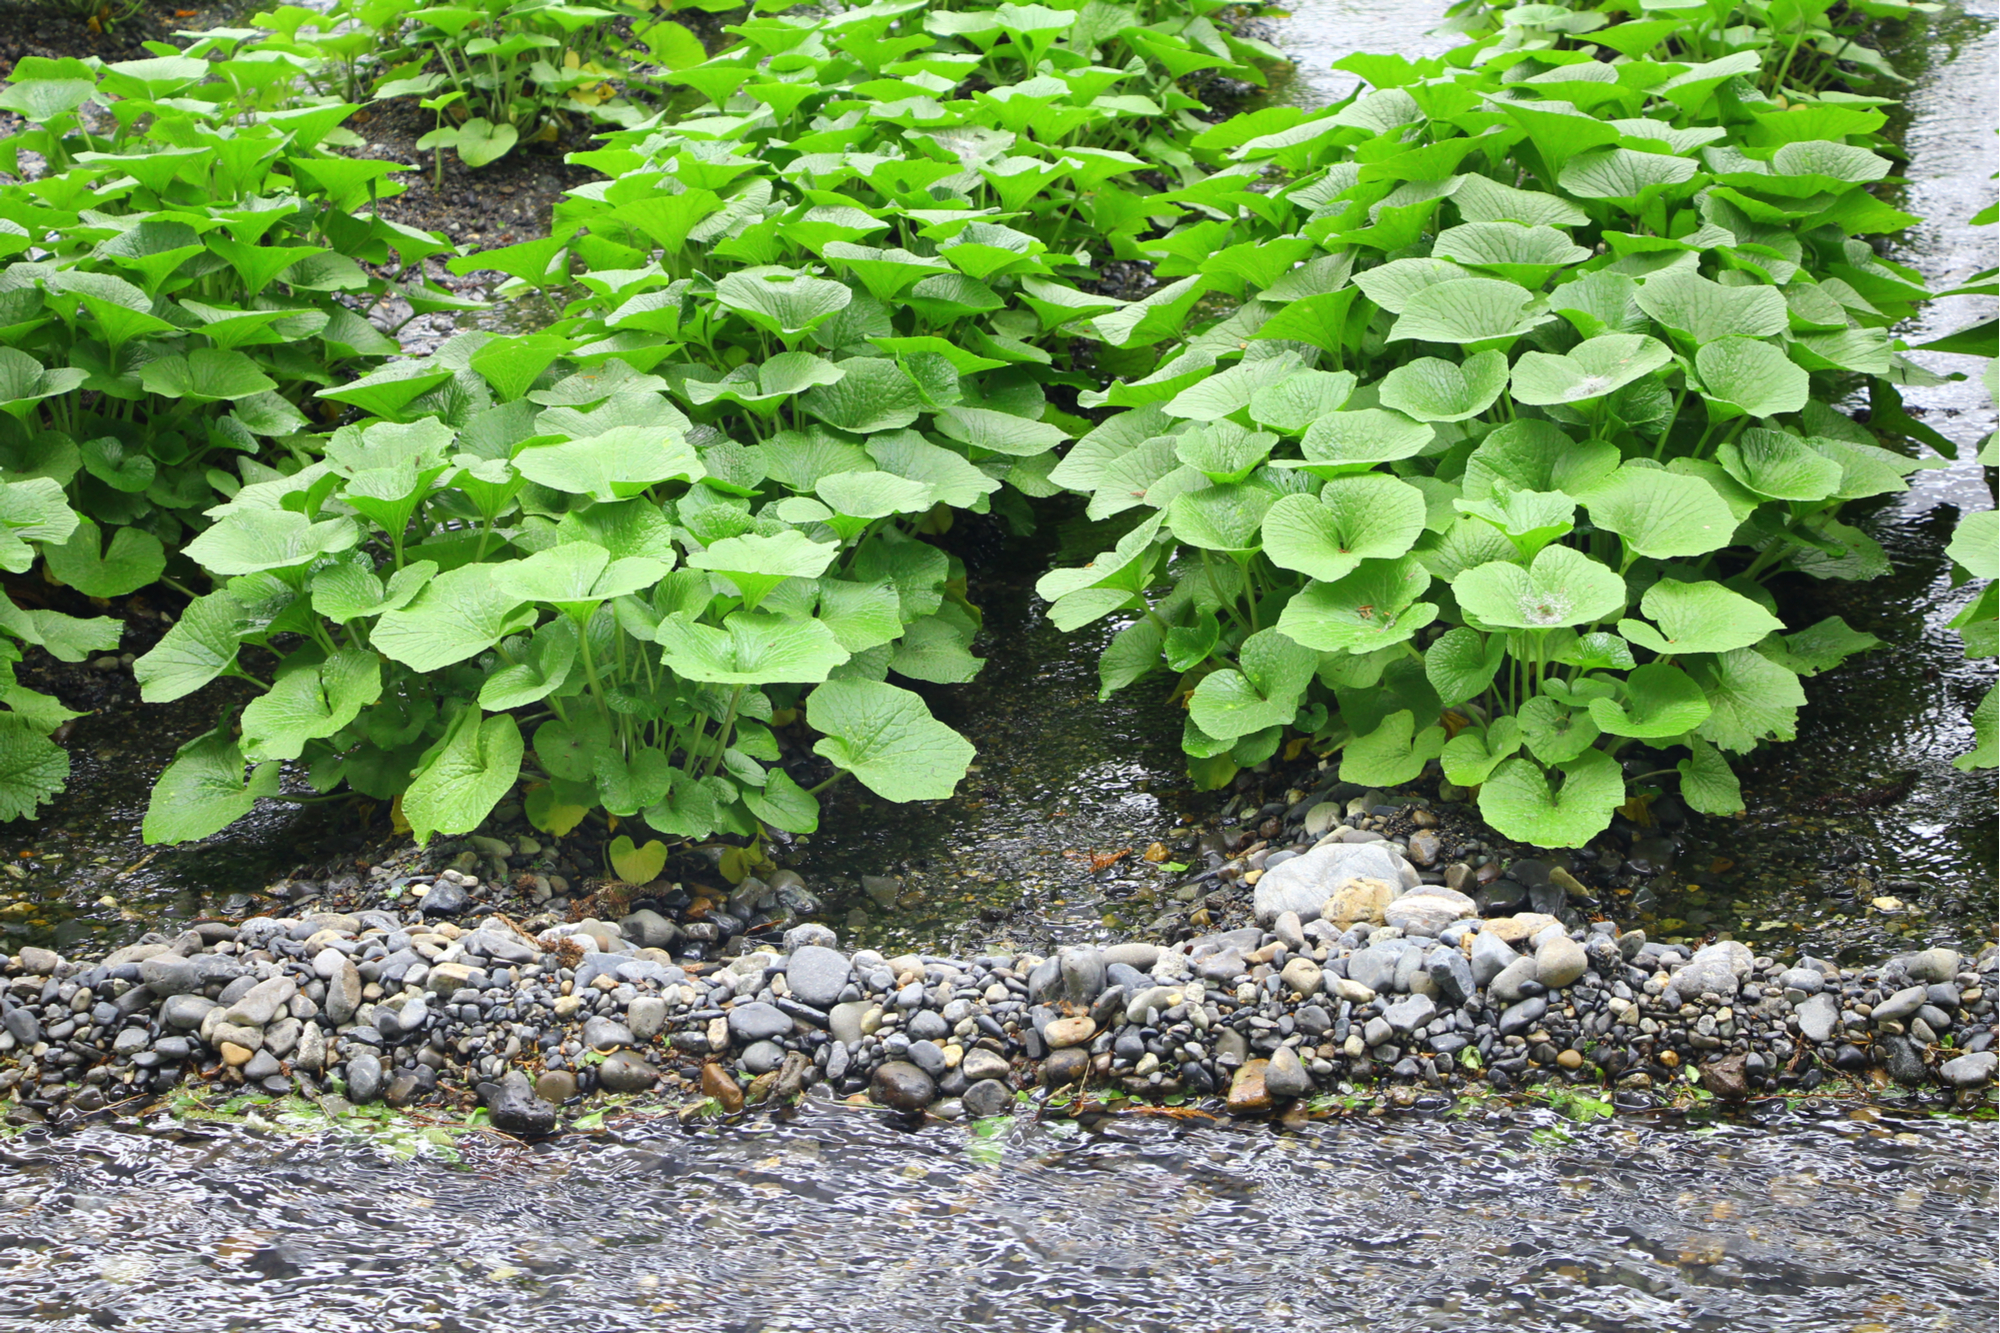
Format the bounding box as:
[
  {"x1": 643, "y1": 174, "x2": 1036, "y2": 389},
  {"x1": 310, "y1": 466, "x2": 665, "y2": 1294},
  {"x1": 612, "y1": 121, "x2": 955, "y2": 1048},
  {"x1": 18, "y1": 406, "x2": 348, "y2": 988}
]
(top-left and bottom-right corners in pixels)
[
  {"x1": 0, "y1": 0, "x2": 1987, "y2": 858},
  {"x1": 1034, "y1": 0, "x2": 1997, "y2": 844},
  {"x1": 0, "y1": 0, "x2": 1286, "y2": 847}
]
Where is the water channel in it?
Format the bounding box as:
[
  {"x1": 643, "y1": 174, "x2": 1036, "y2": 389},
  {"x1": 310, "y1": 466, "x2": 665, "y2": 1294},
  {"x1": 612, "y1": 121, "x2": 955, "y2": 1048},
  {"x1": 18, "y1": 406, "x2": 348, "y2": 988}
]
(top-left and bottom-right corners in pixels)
[{"x1": 0, "y1": 2, "x2": 1992, "y2": 1327}]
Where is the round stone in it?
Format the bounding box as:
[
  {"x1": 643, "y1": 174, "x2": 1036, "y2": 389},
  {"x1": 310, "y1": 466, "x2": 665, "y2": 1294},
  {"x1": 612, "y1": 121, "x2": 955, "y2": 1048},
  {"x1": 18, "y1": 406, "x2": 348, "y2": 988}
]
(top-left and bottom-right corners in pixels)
[
  {"x1": 741, "y1": 1040, "x2": 786, "y2": 1075},
  {"x1": 870, "y1": 1060, "x2": 935, "y2": 1111},
  {"x1": 1044, "y1": 1016, "x2": 1096, "y2": 1049},
  {"x1": 962, "y1": 1079, "x2": 1013, "y2": 1119},
  {"x1": 597, "y1": 1051, "x2": 657, "y2": 1093}
]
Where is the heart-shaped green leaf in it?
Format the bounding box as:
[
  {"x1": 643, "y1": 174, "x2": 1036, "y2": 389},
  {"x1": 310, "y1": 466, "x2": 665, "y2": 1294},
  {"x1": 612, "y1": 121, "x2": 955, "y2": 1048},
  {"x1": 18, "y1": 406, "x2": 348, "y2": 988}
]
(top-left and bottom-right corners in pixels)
[
  {"x1": 240, "y1": 646, "x2": 382, "y2": 762},
  {"x1": 1676, "y1": 736, "x2": 1744, "y2": 814},
  {"x1": 1432, "y1": 221, "x2": 1592, "y2": 287},
  {"x1": 1274, "y1": 409, "x2": 1436, "y2": 476},
  {"x1": 138, "y1": 349, "x2": 277, "y2": 403},
  {"x1": 1262, "y1": 474, "x2": 1427, "y2": 583},
  {"x1": 742, "y1": 766, "x2": 819, "y2": 833},
  {"x1": 1586, "y1": 465, "x2": 1738, "y2": 560},
  {"x1": 1275, "y1": 554, "x2": 1438, "y2": 653},
  {"x1": 183, "y1": 508, "x2": 359, "y2": 576},
  {"x1": 493, "y1": 542, "x2": 670, "y2": 619},
  {"x1": 1453, "y1": 483, "x2": 1577, "y2": 559},
  {"x1": 134, "y1": 591, "x2": 247, "y2": 703},
  {"x1": 1477, "y1": 748, "x2": 1623, "y2": 847},
  {"x1": 807, "y1": 677, "x2": 974, "y2": 802},
  {"x1": 1587, "y1": 662, "x2": 1711, "y2": 738},
  {"x1": 1453, "y1": 545, "x2": 1626, "y2": 630},
  {"x1": 1169, "y1": 481, "x2": 1277, "y2": 555},
  {"x1": 1339, "y1": 708, "x2": 1447, "y2": 786},
  {"x1": 1696, "y1": 336, "x2": 1810, "y2": 420},
  {"x1": 1689, "y1": 647, "x2": 1806, "y2": 752},
  {"x1": 1377, "y1": 351, "x2": 1509, "y2": 422},
  {"x1": 1619, "y1": 578, "x2": 1784, "y2": 655},
  {"x1": 1440, "y1": 715, "x2": 1522, "y2": 785},
  {"x1": 657, "y1": 610, "x2": 850, "y2": 683},
  {"x1": 1425, "y1": 626, "x2": 1507, "y2": 706},
  {"x1": 1510, "y1": 333, "x2": 1672, "y2": 406},
  {"x1": 514, "y1": 426, "x2": 704, "y2": 501},
  {"x1": 42, "y1": 516, "x2": 163, "y2": 597},
  {"x1": 403, "y1": 711, "x2": 523, "y2": 845},
  {"x1": 1389, "y1": 278, "x2": 1550, "y2": 347},
  {"x1": 374, "y1": 562, "x2": 538, "y2": 672},
  {"x1": 1462, "y1": 419, "x2": 1620, "y2": 500},
  {"x1": 1188, "y1": 628, "x2": 1317, "y2": 740},
  {"x1": 143, "y1": 729, "x2": 280, "y2": 844},
  {"x1": 688, "y1": 529, "x2": 838, "y2": 609},
  {"x1": 1716, "y1": 427, "x2": 1845, "y2": 501},
  {"x1": 608, "y1": 833, "x2": 668, "y2": 884}
]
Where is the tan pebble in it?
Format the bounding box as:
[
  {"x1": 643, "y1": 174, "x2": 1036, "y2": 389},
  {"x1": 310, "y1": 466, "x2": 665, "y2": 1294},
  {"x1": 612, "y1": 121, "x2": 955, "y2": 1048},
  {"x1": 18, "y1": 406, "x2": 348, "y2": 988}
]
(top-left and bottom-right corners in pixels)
[{"x1": 1044, "y1": 1016, "x2": 1095, "y2": 1049}]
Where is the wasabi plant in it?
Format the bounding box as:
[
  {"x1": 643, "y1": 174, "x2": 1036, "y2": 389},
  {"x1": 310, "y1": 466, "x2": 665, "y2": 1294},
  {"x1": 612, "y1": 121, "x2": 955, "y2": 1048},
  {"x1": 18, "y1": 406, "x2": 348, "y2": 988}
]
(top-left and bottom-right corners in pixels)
[
  {"x1": 1036, "y1": 0, "x2": 1960, "y2": 846},
  {"x1": 0, "y1": 54, "x2": 456, "y2": 554}
]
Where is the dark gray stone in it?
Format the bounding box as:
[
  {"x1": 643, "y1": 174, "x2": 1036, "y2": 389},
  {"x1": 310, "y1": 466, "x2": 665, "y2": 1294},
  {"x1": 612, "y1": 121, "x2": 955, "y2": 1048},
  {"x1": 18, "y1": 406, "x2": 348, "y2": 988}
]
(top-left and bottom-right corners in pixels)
[
  {"x1": 962, "y1": 1078, "x2": 1013, "y2": 1119},
  {"x1": 485, "y1": 1070, "x2": 557, "y2": 1136},
  {"x1": 1427, "y1": 948, "x2": 1475, "y2": 1006},
  {"x1": 345, "y1": 1052, "x2": 385, "y2": 1103},
  {"x1": 1469, "y1": 931, "x2": 1518, "y2": 987},
  {"x1": 598, "y1": 1051, "x2": 657, "y2": 1093},
  {"x1": 420, "y1": 882, "x2": 471, "y2": 917},
  {"x1": 1498, "y1": 996, "x2": 1548, "y2": 1036},
  {"x1": 1879, "y1": 1034, "x2": 1927, "y2": 1086},
  {"x1": 1059, "y1": 947, "x2": 1106, "y2": 1004},
  {"x1": 741, "y1": 1040, "x2": 786, "y2": 1075},
  {"x1": 871, "y1": 1060, "x2": 935, "y2": 1110}
]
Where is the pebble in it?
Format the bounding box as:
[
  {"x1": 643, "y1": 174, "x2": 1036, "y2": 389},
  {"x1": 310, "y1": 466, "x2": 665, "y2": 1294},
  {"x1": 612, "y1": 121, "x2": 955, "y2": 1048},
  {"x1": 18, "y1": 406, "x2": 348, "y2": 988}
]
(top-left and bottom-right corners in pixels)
[
  {"x1": 1265, "y1": 1045, "x2": 1313, "y2": 1099},
  {"x1": 1044, "y1": 1017, "x2": 1095, "y2": 1049},
  {"x1": 871, "y1": 1060, "x2": 935, "y2": 1112},
  {"x1": 701, "y1": 1062, "x2": 745, "y2": 1114},
  {"x1": 1227, "y1": 1060, "x2": 1272, "y2": 1114}
]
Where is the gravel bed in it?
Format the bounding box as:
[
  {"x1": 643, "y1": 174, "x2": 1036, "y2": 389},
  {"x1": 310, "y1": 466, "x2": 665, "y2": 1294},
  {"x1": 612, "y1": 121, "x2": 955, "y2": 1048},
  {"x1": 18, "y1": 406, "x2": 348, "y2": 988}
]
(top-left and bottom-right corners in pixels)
[{"x1": 3, "y1": 789, "x2": 1992, "y2": 1136}]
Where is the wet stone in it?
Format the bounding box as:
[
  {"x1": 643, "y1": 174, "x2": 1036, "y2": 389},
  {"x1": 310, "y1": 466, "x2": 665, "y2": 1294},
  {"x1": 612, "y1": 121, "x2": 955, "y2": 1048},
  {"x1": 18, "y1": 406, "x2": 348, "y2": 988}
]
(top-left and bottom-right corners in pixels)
[
  {"x1": 598, "y1": 1051, "x2": 656, "y2": 1093},
  {"x1": 1941, "y1": 1051, "x2": 1997, "y2": 1087},
  {"x1": 871, "y1": 1060, "x2": 935, "y2": 1111},
  {"x1": 345, "y1": 1053, "x2": 385, "y2": 1104},
  {"x1": 1227, "y1": 1060, "x2": 1272, "y2": 1115},
  {"x1": 701, "y1": 1062, "x2": 744, "y2": 1114},
  {"x1": 1796, "y1": 993, "x2": 1839, "y2": 1044},
  {"x1": 485, "y1": 1070, "x2": 556, "y2": 1136},
  {"x1": 962, "y1": 1079, "x2": 1013, "y2": 1119},
  {"x1": 1265, "y1": 1045, "x2": 1313, "y2": 1099},
  {"x1": 961, "y1": 1048, "x2": 1010, "y2": 1083},
  {"x1": 1872, "y1": 986, "x2": 1926, "y2": 1025},
  {"x1": 1879, "y1": 1034, "x2": 1927, "y2": 1086},
  {"x1": 1427, "y1": 948, "x2": 1475, "y2": 1006}
]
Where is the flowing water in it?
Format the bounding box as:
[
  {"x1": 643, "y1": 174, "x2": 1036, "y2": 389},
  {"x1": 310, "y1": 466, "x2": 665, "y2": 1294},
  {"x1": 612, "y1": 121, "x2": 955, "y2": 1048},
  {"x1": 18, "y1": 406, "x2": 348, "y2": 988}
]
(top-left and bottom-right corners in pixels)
[{"x1": 0, "y1": 1102, "x2": 1990, "y2": 1331}]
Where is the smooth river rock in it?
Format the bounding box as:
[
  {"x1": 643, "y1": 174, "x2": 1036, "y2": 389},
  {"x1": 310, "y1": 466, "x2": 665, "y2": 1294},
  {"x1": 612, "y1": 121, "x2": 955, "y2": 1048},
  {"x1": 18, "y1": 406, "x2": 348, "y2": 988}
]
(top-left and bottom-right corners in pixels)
[{"x1": 1252, "y1": 842, "x2": 1405, "y2": 925}]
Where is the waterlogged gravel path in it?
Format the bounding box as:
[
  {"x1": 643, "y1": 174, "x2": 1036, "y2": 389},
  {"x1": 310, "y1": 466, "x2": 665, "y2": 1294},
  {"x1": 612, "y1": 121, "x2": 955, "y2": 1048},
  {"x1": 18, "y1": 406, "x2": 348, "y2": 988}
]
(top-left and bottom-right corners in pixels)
[{"x1": 3, "y1": 788, "x2": 1993, "y2": 1138}]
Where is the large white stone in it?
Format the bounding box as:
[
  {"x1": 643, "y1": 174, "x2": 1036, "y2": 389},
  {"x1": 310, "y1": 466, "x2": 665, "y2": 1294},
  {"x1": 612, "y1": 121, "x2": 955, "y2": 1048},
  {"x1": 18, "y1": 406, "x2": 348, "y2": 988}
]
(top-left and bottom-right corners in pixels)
[{"x1": 1252, "y1": 841, "x2": 1405, "y2": 925}]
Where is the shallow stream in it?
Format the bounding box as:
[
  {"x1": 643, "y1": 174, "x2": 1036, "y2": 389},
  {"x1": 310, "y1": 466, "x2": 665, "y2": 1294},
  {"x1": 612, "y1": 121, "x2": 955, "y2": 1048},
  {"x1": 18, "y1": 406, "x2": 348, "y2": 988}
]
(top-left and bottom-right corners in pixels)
[{"x1": 0, "y1": 1102, "x2": 1993, "y2": 1332}]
